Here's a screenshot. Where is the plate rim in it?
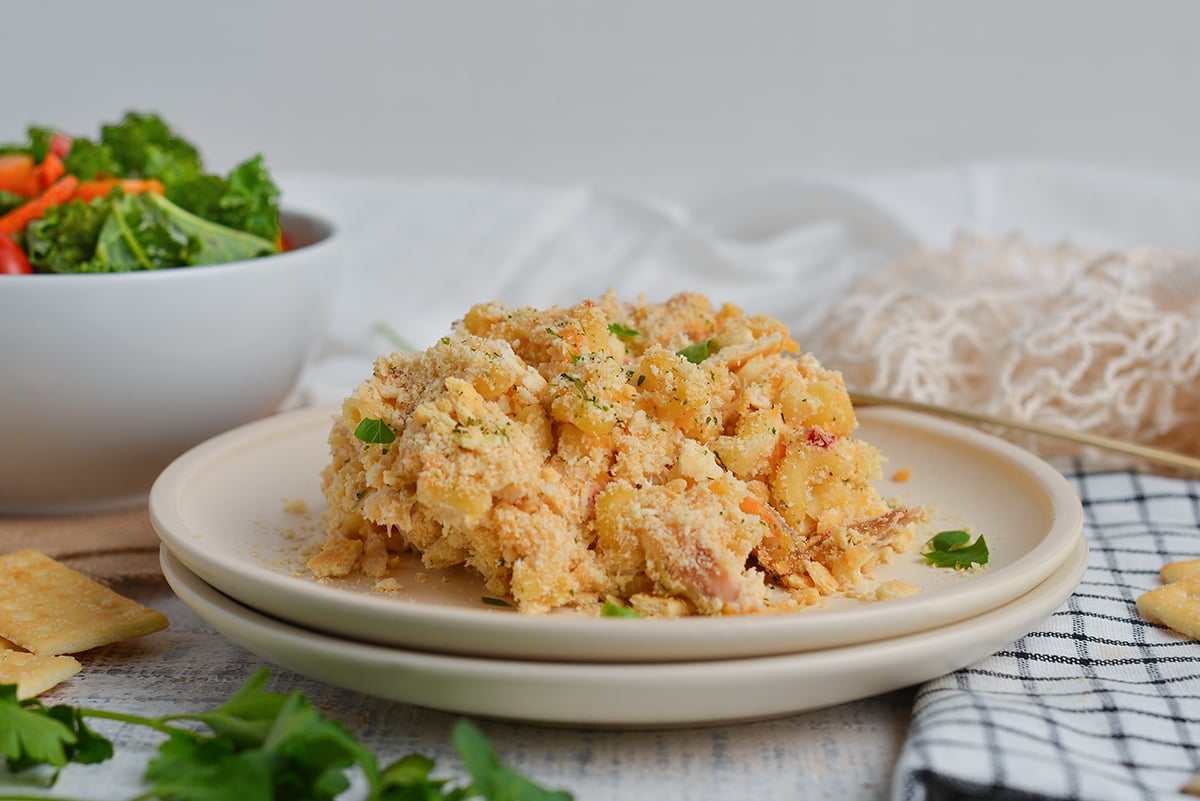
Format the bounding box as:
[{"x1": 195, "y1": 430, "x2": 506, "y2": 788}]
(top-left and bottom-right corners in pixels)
[
  {"x1": 160, "y1": 537, "x2": 1088, "y2": 727},
  {"x1": 149, "y1": 402, "x2": 1084, "y2": 662}
]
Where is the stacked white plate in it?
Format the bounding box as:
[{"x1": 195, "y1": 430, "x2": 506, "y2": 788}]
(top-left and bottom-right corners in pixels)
[{"x1": 151, "y1": 405, "x2": 1086, "y2": 728}]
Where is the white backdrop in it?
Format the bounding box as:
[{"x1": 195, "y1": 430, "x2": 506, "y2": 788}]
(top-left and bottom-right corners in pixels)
[{"x1": 8, "y1": 0, "x2": 1200, "y2": 202}]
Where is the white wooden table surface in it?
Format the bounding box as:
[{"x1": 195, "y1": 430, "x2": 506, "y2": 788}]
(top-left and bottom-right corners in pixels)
[{"x1": 39, "y1": 577, "x2": 915, "y2": 801}]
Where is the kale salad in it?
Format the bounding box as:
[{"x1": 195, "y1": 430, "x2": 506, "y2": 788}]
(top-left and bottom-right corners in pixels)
[{"x1": 0, "y1": 113, "x2": 283, "y2": 274}]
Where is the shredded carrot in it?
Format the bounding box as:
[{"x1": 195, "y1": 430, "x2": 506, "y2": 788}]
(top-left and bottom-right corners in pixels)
[
  {"x1": 740, "y1": 495, "x2": 782, "y2": 535},
  {"x1": 0, "y1": 154, "x2": 39, "y2": 196},
  {"x1": 32, "y1": 153, "x2": 65, "y2": 191},
  {"x1": 0, "y1": 176, "x2": 80, "y2": 235},
  {"x1": 73, "y1": 178, "x2": 164, "y2": 203}
]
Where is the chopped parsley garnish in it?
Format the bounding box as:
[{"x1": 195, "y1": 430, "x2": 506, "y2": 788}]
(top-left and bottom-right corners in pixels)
[
  {"x1": 353, "y1": 417, "x2": 396, "y2": 444},
  {"x1": 607, "y1": 322, "x2": 640, "y2": 339},
  {"x1": 0, "y1": 668, "x2": 573, "y2": 800},
  {"x1": 922, "y1": 529, "x2": 990, "y2": 568},
  {"x1": 561, "y1": 373, "x2": 587, "y2": 396},
  {"x1": 677, "y1": 339, "x2": 717, "y2": 364},
  {"x1": 481, "y1": 596, "x2": 513, "y2": 607},
  {"x1": 600, "y1": 601, "x2": 641, "y2": 618}
]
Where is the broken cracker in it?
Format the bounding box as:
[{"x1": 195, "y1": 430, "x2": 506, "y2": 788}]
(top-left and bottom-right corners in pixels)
[
  {"x1": 0, "y1": 650, "x2": 82, "y2": 700},
  {"x1": 1137, "y1": 574, "x2": 1200, "y2": 640},
  {"x1": 0, "y1": 549, "x2": 168, "y2": 655},
  {"x1": 876, "y1": 579, "x2": 920, "y2": 601},
  {"x1": 307, "y1": 537, "x2": 363, "y2": 578}
]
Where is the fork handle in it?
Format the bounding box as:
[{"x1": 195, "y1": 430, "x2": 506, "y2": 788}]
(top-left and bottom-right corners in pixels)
[{"x1": 850, "y1": 392, "x2": 1200, "y2": 475}]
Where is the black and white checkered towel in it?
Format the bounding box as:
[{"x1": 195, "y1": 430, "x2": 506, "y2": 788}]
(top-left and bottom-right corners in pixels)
[{"x1": 895, "y1": 468, "x2": 1200, "y2": 801}]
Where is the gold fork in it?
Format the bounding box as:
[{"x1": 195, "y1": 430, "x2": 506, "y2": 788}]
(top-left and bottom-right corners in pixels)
[{"x1": 850, "y1": 392, "x2": 1200, "y2": 475}]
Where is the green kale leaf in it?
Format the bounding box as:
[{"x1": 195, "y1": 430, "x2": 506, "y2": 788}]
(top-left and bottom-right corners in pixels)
[
  {"x1": 91, "y1": 193, "x2": 197, "y2": 270},
  {"x1": 63, "y1": 137, "x2": 122, "y2": 181},
  {"x1": 220, "y1": 155, "x2": 281, "y2": 241},
  {"x1": 24, "y1": 198, "x2": 112, "y2": 273},
  {"x1": 86, "y1": 192, "x2": 275, "y2": 272},
  {"x1": 0, "y1": 125, "x2": 56, "y2": 161},
  {"x1": 101, "y1": 111, "x2": 203, "y2": 182},
  {"x1": 149, "y1": 193, "x2": 277, "y2": 265},
  {"x1": 169, "y1": 155, "x2": 281, "y2": 242},
  {"x1": 0, "y1": 189, "x2": 26, "y2": 215}
]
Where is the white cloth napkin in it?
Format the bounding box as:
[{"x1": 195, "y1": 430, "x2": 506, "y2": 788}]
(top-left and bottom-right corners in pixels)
[
  {"x1": 277, "y1": 173, "x2": 912, "y2": 406},
  {"x1": 278, "y1": 163, "x2": 1200, "y2": 801}
]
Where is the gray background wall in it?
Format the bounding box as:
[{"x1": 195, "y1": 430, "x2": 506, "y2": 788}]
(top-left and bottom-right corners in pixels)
[{"x1": 8, "y1": 0, "x2": 1199, "y2": 201}]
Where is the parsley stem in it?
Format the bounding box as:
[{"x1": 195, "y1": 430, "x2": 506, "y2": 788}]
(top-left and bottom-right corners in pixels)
[
  {"x1": 373, "y1": 320, "x2": 414, "y2": 353},
  {"x1": 77, "y1": 708, "x2": 194, "y2": 737}
]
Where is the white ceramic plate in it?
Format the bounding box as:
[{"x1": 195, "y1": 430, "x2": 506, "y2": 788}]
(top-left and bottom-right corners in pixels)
[
  {"x1": 161, "y1": 539, "x2": 1087, "y2": 727},
  {"x1": 150, "y1": 404, "x2": 1083, "y2": 663}
]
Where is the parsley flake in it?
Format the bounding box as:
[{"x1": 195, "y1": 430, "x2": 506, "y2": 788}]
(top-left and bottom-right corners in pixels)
[
  {"x1": 607, "y1": 322, "x2": 640, "y2": 339},
  {"x1": 353, "y1": 417, "x2": 396, "y2": 445},
  {"x1": 600, "y1": 601, "x2": 641, "y2": 618},
  {"x1": 677, "y1": 339, "x2": 717, "y2": 364}
]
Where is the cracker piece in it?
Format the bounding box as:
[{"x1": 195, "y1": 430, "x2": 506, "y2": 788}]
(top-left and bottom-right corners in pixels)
[
  {"x1": 0, "y1": 650, "x2": 82, "y2": 700},
  {"x1": 1137, "y1": 574, "x2": 1200, "y2": 640},
  {"x1": 0, "y1": 550, "x2": 168, "y2": 655},
  {"x1": 876, "y1": 579, "x2": 920, "y2": 601},
  {"x1": 307, "y1": 537, "x2": 363, "y2": 578},
  {"x1": 1161, "y1": 559, "x2": 1200, "y2": 584}
]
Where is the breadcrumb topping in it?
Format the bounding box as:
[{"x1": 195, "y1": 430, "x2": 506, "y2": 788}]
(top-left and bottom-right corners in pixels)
[{"x1": 310, "y1": 292, "x2": 921, "y2": 616}]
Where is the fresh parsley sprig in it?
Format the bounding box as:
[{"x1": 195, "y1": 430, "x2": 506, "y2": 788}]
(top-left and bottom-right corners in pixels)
[
  {"x1": 0, "y1": 684, "x2": 112, "y2": 778},
  {"x1": 922, "y1": 529, "x2": 990, "y2": 568},
  {"x1": 0, "y1": 668, "x2": 572, "y2": 801}
]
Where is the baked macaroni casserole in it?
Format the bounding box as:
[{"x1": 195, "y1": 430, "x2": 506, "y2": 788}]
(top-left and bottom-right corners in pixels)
[{"x1": 309, "y1": 293, "x2": 921, "y2": 616}]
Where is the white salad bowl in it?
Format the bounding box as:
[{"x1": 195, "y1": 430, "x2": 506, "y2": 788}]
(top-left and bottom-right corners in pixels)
[{"x1": 0, "y1": 209, "x2": 342, "y2": 515}]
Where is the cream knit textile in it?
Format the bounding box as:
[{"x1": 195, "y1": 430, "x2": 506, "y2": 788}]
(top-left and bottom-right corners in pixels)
[{"x1": 810, "y1": 233, "x2": 1200, "y2": 465}]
